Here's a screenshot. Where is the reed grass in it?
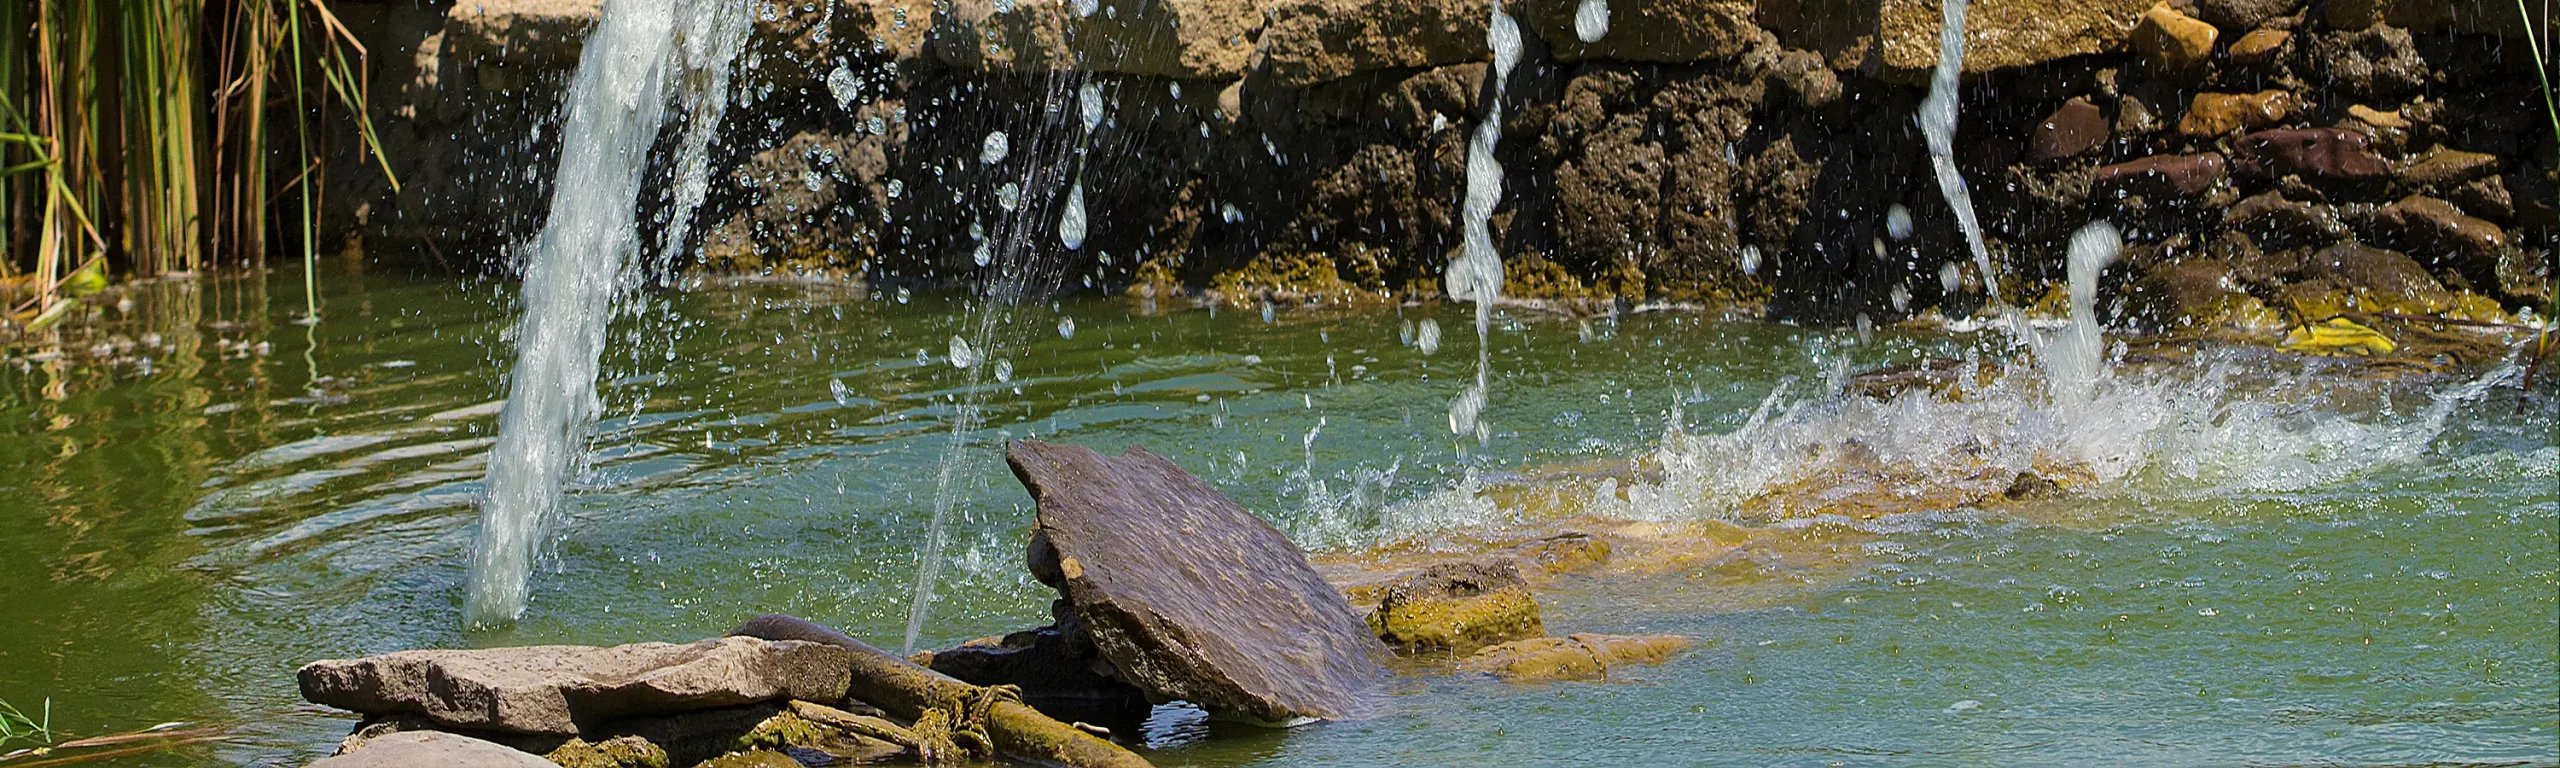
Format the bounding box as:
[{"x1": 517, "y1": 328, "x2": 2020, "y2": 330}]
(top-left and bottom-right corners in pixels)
[
  {"x1": 0, "y1": 0, "x2": 395, "y2": 328},
  {"x1": 0, "y1": 698, "x2": 51, "y2": 750}
]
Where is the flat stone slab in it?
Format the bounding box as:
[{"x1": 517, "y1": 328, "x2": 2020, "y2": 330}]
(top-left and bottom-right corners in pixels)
[
  {"x1": 1007, "y1": 440, "x2": 1387, "y2": 723},
  {"x1": 299, "y1": 637, "x2": 853, "y2": 736},
  {"x1": 306, "y1": 730, "x2": 554, "y2": 768}
]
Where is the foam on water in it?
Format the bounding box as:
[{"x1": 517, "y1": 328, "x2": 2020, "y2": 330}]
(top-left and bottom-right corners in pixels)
[{"x1": 466, "y1": 0, "x2": 748, "y2": 629}]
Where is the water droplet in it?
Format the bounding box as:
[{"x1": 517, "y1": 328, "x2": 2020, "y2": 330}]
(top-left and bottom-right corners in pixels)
[
  {"x1": 1221, "y1": 203, "x2": 1243, "y2": 224},
  {"x1": 1887, "y1": 203, "x2": 1915, "y2": 240},
  {"x1": 830, "y1": 378, "x2": 853, "y2": 405},
  {"x1": 1573, "y1": 0, "x2": 1609, "y2": 42},
  {"x1": 1738, "y1": 244, "x2": 1763, "y2": 275},
  {"x1": 1939, "y1": 262, "x2": 1963, "y2": 295},
  {"x1": 801, "y1": 170, "x2": 823, "y2": 191},
  {"x1": 1168, "y1": 81, "x2": 1182, "y2": 99},
  {"x1": 981, "y1": 131, "x2": 1010, "y2": 164},
  {"x1": 1060, "y1": 180, "x2": 1088, "y2": 249},
  {"x1": 886, "y1": 179, "x2": 904, "y2": 199},
  {"x1": 826, "y1": 65, "x2": 860, "y2": 111},
  {"x1": 1072, "y1": 0, "x2": 1098, "y2": 16},
  {"x1": 1080, "y1": 83, "x2": 1104, "y2": 132},
  {"x1": 1416, "y1": 318, "x2": 1442, "y2": 355},
  {"x1": 974, "y1": 241, "x2": 993, "y2": 267},
  {"x1": 1057, "y1": 317, "x2": 1076, "y2": 338},
  {"x1": 948, "y1": 336, "x2": 980, "y2": 369},
  {"x1": 1946, "y1": 700, "x2": 1981, "y2": 712},
  {"x1": 896, "y1": 287, "x2": 912, "y2": 304},
  {"x1": 994, "y1": 359, "x2": 1014, "y2": 382}
]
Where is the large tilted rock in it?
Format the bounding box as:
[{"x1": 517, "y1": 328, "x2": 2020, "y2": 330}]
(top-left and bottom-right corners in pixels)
[
  {"x1": 1006, "y1": 440, "x2": 1389, "y2": 723},
  {"x1": 298, "y1": 637, "x2": 855, "y2": 736},
  {"x1": 306, "y1": 730, "x2": 556, "y2": 768}
]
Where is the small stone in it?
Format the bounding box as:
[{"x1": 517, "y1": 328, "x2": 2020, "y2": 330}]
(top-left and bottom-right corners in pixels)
[
  {"x1": 1367, "y1": 560, "x2": 1546, "y2": 653},
  {"x1": 2226, "y1": 190, "x2": 2351, "y2": 243},
  {"x1": 2369, "y1": 195, "x2": 2507, "y2": 274},
  {"x1": 2450, "y1": 176, "x2": 2515, "y2": 222},
  {"x1": 2396, "y1": 147, "x2": 2499, "y2": 186},
  {"x1": 2133, "y1": 3, "x2": 2219, "y2": 73},
  {"x1": 2318, "y1": 24, "x2": 2427, "y2": 97},
  {"x1": 2346, "y1": 104, "x2": 2410, "y2": 129},
  {"x1": 2029, "y1": 98, "x2": 2109, "y2": 161},
  {"x1": 2116, "y1": 95, "x2": 2162, "y2": 136},
  {"x1": 1459, "y1": 634, "x2": 1691, "y2": 681},
  {"x1": 2094, "y1": 153, "x2": 2231, "y2": 200},
  {"x1": 2233, "y1": 128, "x2": 2393, "y2": 179},
  {"x1": 2178, "y1": 90, "x2": 2296, "y2": 137},
  {"x1": 307, "y1": 731, "x2": 555, "y2": 768},
  {"x1": 2301, "y1": 242, "x2": 2449, "y2": 300},
  {"x1": 2227, "y1": 28, "x2": 2291, "y2": 63}
]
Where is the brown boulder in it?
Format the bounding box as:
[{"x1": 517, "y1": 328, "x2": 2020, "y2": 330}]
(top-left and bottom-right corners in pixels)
[
  {"x1": 1759, "y1": 0, "x2": 2152, "y2": 81},
  {"x1": 2233, "y1": 128, "x2": 2393, "y2": 179},
  {"x1": 2178, "y1": 91, "x2": 2295, "y2": 137},
  {"x1": 1366, "y1": 560, "x2": 1546, "y2": 653},
  {"x1": 2301, "y1": 242, "x2": 2451, "y2": 301},
  {"x1": 2225, "y1": 190, "x2": 2350, "y2": 244},
  {"x1": 1459, "y1": 634, "x2": 1691, "y2": 681},
  {"x1": 2029, "y1": 98, "x2": 2109, "y2": 161},
  {"x1": 2133, "y1": 3, "x2": 2218, "y2": 74},
  {"x1": 297, "y1": 638, "x2": 854, "y2": 736},
  {"x1": 2093, "y1": 153, "x2": 2230, "y2": 200},
  {"x1": 2195, "y1": 0, "x2": 2301, "y2": 31},
  {"x1": 1007, "y1": 440, "x2": 1387, "y2": 723},
  {"x1": 1520, "y1": 0, "x2": 1761, "y2": 63}
]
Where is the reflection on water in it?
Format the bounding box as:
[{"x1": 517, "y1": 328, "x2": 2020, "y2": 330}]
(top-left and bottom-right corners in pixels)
[{"x1": 0, "y1": 266, "x2": 2552, "y2": 766}]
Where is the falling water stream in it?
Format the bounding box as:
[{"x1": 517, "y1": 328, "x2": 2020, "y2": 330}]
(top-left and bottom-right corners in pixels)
[
  {"x1": 1445, "y1": 1, "x2": 1527, "y2": 446},
  {"x1": 1918, "y1": 0, "x2": 2000, "y2": 307},
  {"x1": 464, "y1": 0, "x2": 748, "y2": 628}
]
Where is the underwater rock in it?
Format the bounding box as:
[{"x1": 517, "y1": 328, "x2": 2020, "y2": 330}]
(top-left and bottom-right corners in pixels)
[
  {"x1": 2093, "y1": 153, "x2": 2230, "y2": 200},
  {"x1": 2233, "y1": 129, "x2": 2394, "y2": 180},
  {"x1": 2029, "y1": 98, "x2": 2109, "y2": 161},
  {"x1": 297, "y1": 637, "x2": 854, "y2": 736},
  {"x1": 1006, "y1": 440, "x2": 1388, "y2": 723},
  {"x1": 1519, "y1": 0, "x2": 1760, "y2": 63},
  {"x1": 1511, "y1": 532, "x2": 1613, "y2": 576},
  {"x1": 1251, "y1": 0, "x2": 1488, "y2": 87},
  {"x1": 1367, "y1": 560, "x2": 1547, "y2": 653},
  {"x1": 2227, "y1": 28, "x2": 2291, "y2": 64},
  {"x1": 1459, "y1": 633, "x2": 1691, "y2": 681},
  {"x1": 2178, "y1": 91, "x2": 2294, "y2": 137},
  {"x1": 2133, "y1": 3, "x2": 2218, "y2": 74},
  {"x1": 306, "y1": 730, "x2": 554, "y2": 768}
]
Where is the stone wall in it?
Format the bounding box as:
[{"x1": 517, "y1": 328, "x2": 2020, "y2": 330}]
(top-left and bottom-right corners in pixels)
[{"x1": 325, "y1": 0, "x2": 2555, "y2": 323}]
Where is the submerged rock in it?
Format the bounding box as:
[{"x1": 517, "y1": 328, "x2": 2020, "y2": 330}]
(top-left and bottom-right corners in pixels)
[
  {"x1": 1459, "y1": 633, "x2": 1691, "y2": 681},
  {"x1": 1367, "y1": 560, "x2": 1546, "y2": 653},
  {"x1": 297, "y1": 637, "x2": 854, "y2": 736},
  {"x1": 1007, "y1": 440, "x2": 1389, "y2": 723},
  {"x1": 307, "y1": 730, "x2": 554, "y2": 768}
]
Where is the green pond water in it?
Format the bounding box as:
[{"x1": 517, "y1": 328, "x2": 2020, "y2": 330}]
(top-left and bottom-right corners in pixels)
[{"x1": 1, "y1": 267, "x2": 2553, "y2": 767}]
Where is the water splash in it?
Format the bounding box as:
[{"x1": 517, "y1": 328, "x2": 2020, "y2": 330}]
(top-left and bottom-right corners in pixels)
[
  {"x1": 466, "y1": 0, "x2": 749, "y2": 629},
  {"x1": 1574, "y1": 0, "x2": 1610, "y2": 42},
  {"x1": 1446, "y1": 1, "x2": 1525, "y2": 446},
  {"x1": 2036, "y1": 222, "x2": 2121, "y2": 419},
  {"x1": 1917, "y1": 0, "x2": 1999, "y2": 306}
]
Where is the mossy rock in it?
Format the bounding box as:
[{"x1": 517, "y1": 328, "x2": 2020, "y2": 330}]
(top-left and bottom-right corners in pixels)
[
  {"x1": 545, "y1": 736, "x2": 671, "y2": 768},
  {"x1": 1365, "y1": 560, "x2": 1545, "y2": 654}
]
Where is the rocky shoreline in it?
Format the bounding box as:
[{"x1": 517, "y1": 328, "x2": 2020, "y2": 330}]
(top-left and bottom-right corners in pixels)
[
  {"x1": 322, "y1": 0, "x2": 2551, "y2": 333},
  {"x1": 298, "y1": 440, "x2": 1687, "y2": 767}
]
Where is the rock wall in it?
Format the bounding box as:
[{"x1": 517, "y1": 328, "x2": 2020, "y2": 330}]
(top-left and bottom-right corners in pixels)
[{"x1": 326, "y1": 0, "x2": 2556, "y2": 323}]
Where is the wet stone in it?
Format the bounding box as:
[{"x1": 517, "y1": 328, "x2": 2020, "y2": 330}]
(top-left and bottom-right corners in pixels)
[
  {"x1": 2195, "y1": 0, "x2": 2298, "y2": 33},
  {"x1": 2227, "y1": 28, "x2": 2291, "y2": 63},
  {"x1": 2133, "y1": 3, "x2": 2218, "y2": 74},
  {"x1": 2317, "y1": 24, "x2": 2427, "y2": 97},
  {"x1": 2028, "y1": 98, "x2": 2109, "y2": 161},
  {"x1": 2094, "y1": 153, "x2": 2230, "y2": 201},
  {"x1": 297, "y1": 638, "x2": 854, "y2": 736},
  {"x1": 2301, "y1": 242, "x2": 2449, "y2": 301},
  {"x1": 2225, "y1": 190, "x2": 2350, "y2": 244},
  {"x1": 1006, "y1": 440, "x2": 1388, "y2": 723},
  {"x1": 2347, "y1": 104, "x2": 2411, "y2": 130},
  {"x1": 2396, "y1": 148, "x2": 2499, "y2": 187},
  {"x1": 2367, "y1": 195, "x2": 2507, "y2": 275},
  {"x1": 2234, "y1": 128, "x2": 2393, "y2": 180},
  {"x1": 2449, "y1": 177, "x2": 2514, "y2": 222},
  {"x1": 1459, "y1": 634, "x2": 1691, "y2": 681},
  {"x1": 2179, "y1": 90, "x2": 2295, "y2": 137}
]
